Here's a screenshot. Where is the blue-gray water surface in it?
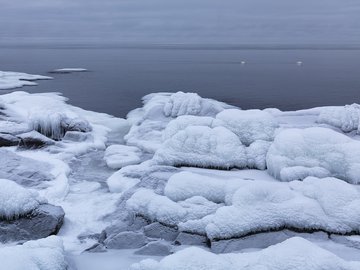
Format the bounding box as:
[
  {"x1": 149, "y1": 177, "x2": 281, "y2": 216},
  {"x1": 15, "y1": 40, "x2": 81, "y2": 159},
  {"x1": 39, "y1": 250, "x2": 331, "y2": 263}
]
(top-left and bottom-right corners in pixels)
[{"x1": 1, "y1": 46, "x2": 360, "y2": 117}]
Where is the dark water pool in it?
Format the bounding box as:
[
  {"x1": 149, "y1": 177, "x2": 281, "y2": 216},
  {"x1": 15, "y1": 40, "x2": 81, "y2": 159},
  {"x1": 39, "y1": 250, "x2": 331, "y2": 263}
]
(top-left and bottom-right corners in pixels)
[{"x1": 1, "y1": 46, "x2": 360, "y2": 117}]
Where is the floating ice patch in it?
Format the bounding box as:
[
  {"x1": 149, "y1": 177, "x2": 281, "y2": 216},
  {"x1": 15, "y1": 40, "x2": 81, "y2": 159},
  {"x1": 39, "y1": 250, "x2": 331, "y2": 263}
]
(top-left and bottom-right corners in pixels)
[
  {"x1": 104, "y1": 144, "x2": 142, "y2": 169},
  {"x1": 0, "y1": 178, "x2": 42, "y2": 219},
  {"x1": 49, "y1": 68, "x2": 88, "y2": 74},
  {"x1": 267, "y1": 127, "x2": 360, "y2": 183},
  {"x1": 0, "y1": 236, "x2": 67, "y2": 270},
  {"x1": 0, "y1": 71, "x2": 51, "y2": 90},
  {"x1": 131, "y1": 237, "x2": 360, "y2": 270}
]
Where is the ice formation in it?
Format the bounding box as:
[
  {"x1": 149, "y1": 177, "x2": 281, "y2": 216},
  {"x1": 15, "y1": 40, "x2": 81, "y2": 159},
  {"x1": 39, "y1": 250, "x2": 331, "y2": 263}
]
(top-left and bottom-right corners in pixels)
[
  {"x1": 50, "y1": 68, "x2": 88, "y2": 73},
  {"x1": 104, "y1": 144, "x2": 142, "y2": 169},
  {"x1": 267, "y1": 127, "x2": 360, "y2": 183},
  {"x1": 0, "y1": 236, "x2": 67, "y2": 270},
  {"x1": 131, "y1": 237, "x2": 360, "y2": 270},
  {"x1": 318, "y1": 104, "x2": 360, "y2": 133},
  {"x1": 0, "y1": 71, "x2": 52, "y2": 90},
  {"x1": 0, "y1": 178, "x2": 42, "y2": 219}
]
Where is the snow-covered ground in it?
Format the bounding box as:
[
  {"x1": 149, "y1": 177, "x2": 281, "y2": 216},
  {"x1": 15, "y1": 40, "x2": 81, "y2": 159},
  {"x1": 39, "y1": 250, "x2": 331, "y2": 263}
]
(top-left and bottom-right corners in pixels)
[{"x1": 1, "y1": 71, "x2": 360, "y2": 269}]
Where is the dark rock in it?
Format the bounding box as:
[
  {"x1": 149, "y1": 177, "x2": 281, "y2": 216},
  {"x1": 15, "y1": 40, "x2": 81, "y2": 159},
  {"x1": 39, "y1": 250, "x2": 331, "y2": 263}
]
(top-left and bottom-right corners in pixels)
[
  {"x1": 144, "y1": 222, "x2": 179, "y2": 241},
  {"x1": 18, "y1": 131, "x2": 55, "y2": 149},
  {"x1": 174, "y1": 232, "x2": 208, "y2": 246},
  {"x1": 0, "y1": 133, "x2": 20, "y2": 147},
  {"x1": 134, "y1": 240, "x2": 172, "y2": 256},
  {"x1": 0, "y1": 204, "x2": 65, "y2": 243},
  {"x1": 104, "y1": 231, "x2": 147, "y2": 249}
]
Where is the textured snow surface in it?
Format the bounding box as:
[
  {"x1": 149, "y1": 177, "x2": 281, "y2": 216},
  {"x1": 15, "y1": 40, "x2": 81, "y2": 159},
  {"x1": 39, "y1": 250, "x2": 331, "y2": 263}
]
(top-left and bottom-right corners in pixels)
[
  {"x1": 131, "y1": 237, "x2": 360, "y2": 270},
  {"x1": 318, "y1": 104, "x2": 360, "y2": 133},
  {"x1": 0, "y1": 236, "x2": 67, "y2": 270},
  {"x1": 0, "y1": 71, "x2": 51, "y2": 90},
  {"x1": 0, "y1": 178, "x2": 42, "y2": 219},
  {"x1": 267, "y1": 127, "x2": 360, "y2": 183}
]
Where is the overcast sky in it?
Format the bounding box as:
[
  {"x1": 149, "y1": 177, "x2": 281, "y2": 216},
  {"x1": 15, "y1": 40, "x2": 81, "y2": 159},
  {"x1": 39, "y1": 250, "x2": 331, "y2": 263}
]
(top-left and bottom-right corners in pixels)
[{"x1": 1, "y1": 0, "x2": 360, "y2": 45}]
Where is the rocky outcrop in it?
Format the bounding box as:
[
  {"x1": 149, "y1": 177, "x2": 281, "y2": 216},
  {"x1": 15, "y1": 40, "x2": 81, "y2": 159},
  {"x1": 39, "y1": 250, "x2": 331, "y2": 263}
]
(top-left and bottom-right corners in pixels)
[{"x1": 0, "y1": 204, "x2": 65, "y2": 243}]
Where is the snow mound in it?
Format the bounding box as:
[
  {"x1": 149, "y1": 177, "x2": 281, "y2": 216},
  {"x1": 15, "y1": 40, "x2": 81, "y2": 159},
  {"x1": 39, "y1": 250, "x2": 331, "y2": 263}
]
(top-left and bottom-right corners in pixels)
[
  {"x1": 0, "y1": 178, "x2": 42, "y2": 219},
  {"x1": 0, "y1": 236, "x2": 67, "y2": 270},
  {"x1": 153, "y1": 126, "x2": 247, "y2": 169},
  {"x1": 318, "y1": 104, "x2": 360, "y2": 133},
  {"x1": 206, "y1": 177, "x2": 360, "y2": 240},
  {"x1": 215, "y1": 109, "x2": 279, "y2": 145},
  {"x1": 131, "y1": 237, "x2": 360, "y2": 270},
  {"x1": 267, "y1": 127, "x2": 360, "y2": 183},
  {"x1": 0, "y1": 71, "x2": 51, "y2": 90},
  {"x1": 126, "y1": 189, "x2": 221, "y2": 227},
  {"x1": 104, "y1": 144, "x2": 142, "y2": 169}
]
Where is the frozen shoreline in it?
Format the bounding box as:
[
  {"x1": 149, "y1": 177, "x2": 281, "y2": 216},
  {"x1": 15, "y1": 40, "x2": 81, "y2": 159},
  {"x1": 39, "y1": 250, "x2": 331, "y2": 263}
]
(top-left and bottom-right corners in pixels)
[{"x1": 1, "y1": 71, "x2": 360, "y2": 269}]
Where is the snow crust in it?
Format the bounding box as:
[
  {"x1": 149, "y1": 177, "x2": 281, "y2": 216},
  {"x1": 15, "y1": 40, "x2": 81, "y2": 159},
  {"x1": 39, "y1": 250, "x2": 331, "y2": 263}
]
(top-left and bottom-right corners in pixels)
[
  {"x1": 0, "y1": 236, "x2": 67, "y2": 270},
  {"x1": 0, "y1": 71, "x2": 52, "y2": 90},
  {"x1": 267, "y1": 127, "x2": 360, "y2": 183},
  {"x1": 131, "y1": 237, "x2": 360, "y2": 270},
  {"x1": 0, "y1": 178, "x2": 42, "y2": 219}
]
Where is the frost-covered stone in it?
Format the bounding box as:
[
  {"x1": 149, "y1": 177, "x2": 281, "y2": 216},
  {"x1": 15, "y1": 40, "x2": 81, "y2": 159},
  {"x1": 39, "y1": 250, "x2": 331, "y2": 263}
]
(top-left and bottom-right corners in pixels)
[
  {"x1": 174, "y1": 232, "x2": 208, "y2": 246},
  {"x1": 153, "y1": 126, "x2": 247, "y2": 169},
  {"x1": 18, "y1": 131, "x2": 55, "y2": 148},
  {"x1": 131, "y1": 237, "x2": 360, "y2": 270},
  {"x1": 0, "y1": 236, "x2": 67, "y2": 270},
  {"x1": 267, "y1": 127, "x2": 360, "y2": 183},
  {"x1": 0, "y1": 149, "x2": 53, "y2": 187},
  {"x1": 144, "y1": 222, "x2": 179, "y2": 241},
  {"x1": 134, "y1": 240, "x2": 172, "y2": 256},
  {"x1": 0, "y1": 203, "x2": 65, "y2": 243},
  {"x1": 215, "y1": 109, "x2": 279, "y2": 145},
  {"x1": 104, "y1": 144, "x2": 142, "y2": 169},
  {"x1": 104, "y1": 231, "x2": 147, "y2": 249},
  {"x1": 318, "y1": 104, "x2": 360, "y2": 133}
]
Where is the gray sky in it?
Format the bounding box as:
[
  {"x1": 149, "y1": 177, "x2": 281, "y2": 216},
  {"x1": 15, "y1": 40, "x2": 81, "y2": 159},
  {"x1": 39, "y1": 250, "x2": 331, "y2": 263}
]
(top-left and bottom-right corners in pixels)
[{"x1": 1, "y1": 0, "x2": 360, "y2": 45}]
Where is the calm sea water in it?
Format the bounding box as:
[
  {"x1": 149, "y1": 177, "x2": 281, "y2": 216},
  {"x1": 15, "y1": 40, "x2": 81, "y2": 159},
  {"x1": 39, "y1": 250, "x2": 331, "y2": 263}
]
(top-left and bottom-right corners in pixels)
[{"x1": 1, "y1": 46, "x2": 360, "y2": 117}]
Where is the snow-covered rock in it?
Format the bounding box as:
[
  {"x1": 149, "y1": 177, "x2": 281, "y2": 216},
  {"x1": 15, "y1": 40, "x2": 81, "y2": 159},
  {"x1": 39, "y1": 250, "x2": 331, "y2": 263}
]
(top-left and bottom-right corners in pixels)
[
  {"x1": 267, "y1": 127, "x2": 360, "y2": 183},
  {"x1": 18, "y1": 131, "x2": 55, "y2": 148},
  {"x1": 215, "y1": 109, "x2": 279, "y2": 145},
  {"x1": 318, "y1": 104, "x2": 360, "y2": 133},
  {"x1": 134, "y1": 240, "x2": 172, "y2": 256},
  {"x1": 0, "y1": 71, "x2": 51, "y2": 90},
  {"x1": 153, "y1": 126, "x2": 247, "y2": 169},
  {"x1": 104, "y1": 144, "x2": 142, "y2": 169},
  {"x1": 0, "y1": 178, "x2": 41, "y2": 219},
  {"x1": 206, "y1": 177, "x2": 360, "y2": 240},
  {"x1": 131, "y1": 237, "x2": 360, "y2": 270},
  {"x1": 0, "y1": 236, "x2": 67, "y2": 270},
  {"x1": 0, "y1": 133, "x2": 20, "y2": 147}
]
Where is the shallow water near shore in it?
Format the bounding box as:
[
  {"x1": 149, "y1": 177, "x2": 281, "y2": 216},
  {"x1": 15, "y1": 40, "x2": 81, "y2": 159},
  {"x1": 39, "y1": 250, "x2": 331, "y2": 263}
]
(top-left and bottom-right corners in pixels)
[{"x1": 1, "y1": 45, "x2": 360, "y2": 117}]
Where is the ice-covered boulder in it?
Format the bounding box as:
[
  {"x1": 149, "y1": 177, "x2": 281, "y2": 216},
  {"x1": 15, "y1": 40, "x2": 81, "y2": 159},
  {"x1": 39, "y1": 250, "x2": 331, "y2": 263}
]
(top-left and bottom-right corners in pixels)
[
  {"x1": 104, "y1": 144, "x2": 142, "y2": 169},
  {"x1": 153, "y1": 126, "x2": 247, "y2": 169},
  {"x1": 131, "y1": 237, "x2": 360, "y2": 270},
  {"x1": 134, "y1": 240, "x2": 172, "y2": 256},
  {"x1": 0, "y1": 149, "x2": 53, "y2": 187},
  {"x1": 0, "y1": 236, "x2": 67, "y2": 270},
  {"x1": 215, "y1": 109, "x2": 279, "y2": 145},
  {"x1": 267, "y1": 127, "x2": 360, "y2": 183},
  {"x1": 18, "y1": 131, "x2": 55, "y2": 148},
  {"x1": 0, "y1": 133, "x2": 20, "y2": 147},
  {"x1": 0, "y1": 71, "x2": 51, "y2": 90},
  {"x1": 318, "y1": 104, "x2": 360, "y2": 133},
  {"x1": 205, "y1": 177, "x2": 360, "y2": 241}
]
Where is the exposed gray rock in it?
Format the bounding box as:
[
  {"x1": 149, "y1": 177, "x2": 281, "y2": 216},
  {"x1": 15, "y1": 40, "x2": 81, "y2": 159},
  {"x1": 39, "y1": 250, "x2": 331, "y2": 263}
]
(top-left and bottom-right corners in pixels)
[
  {"x1": 84, "y1": 243, "x2": 107, "y2": 253},
  {"x1": 211, "y1": 230, "x2": 328, "y2": 253},
  {"x1": 134, "y1": 240, "x2": 172, "y2": 256},
  {"x1": 0, "y1": 204, "x2": 65, "y2": 243},
  {"x1": 104, "y1": 231, "x2": 147, "y2": 249},
  {"x1": 174, "y1": 232, "x2": 208, "y2": 246},
  {"x1": 0, "y1": 149, "x2": 53, "y2": 187},
  {"x1": 0, "y1": 133, "x2": 19, "y2": 147},
  {"x1": 330, "y1": 235, "x2": 360, "y2": 249},
  {"x1": 144, "y1": 222, "x2": 179, "y2": 241},
  {"x1": 18, "y1": 131, "x2": 55, "y2": 148}
]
